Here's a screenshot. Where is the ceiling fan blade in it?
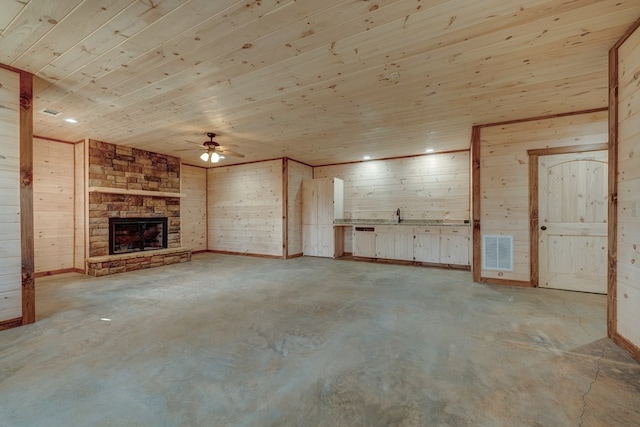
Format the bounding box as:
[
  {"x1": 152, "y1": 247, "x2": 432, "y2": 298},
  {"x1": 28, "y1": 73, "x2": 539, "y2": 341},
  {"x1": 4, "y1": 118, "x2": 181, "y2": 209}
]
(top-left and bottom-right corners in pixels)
[
  {"x1": 184, "y1": 140, "x2": 207, "y2": 146},
  {"x1": 216, "y1": 143, "x2": 238, "y2": 149},
  {"x1": 218, "y1": 149, "x2": 245, "y2": 158},
  {"x1": 173, "y1": 147, "x2": 202, "y2": 152}
]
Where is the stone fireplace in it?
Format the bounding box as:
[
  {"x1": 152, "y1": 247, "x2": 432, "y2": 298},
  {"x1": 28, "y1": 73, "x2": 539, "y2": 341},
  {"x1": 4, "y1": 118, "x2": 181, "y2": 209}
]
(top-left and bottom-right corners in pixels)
[{"x1": 85, "y1": 140, "x2": 191, "y2": 276}]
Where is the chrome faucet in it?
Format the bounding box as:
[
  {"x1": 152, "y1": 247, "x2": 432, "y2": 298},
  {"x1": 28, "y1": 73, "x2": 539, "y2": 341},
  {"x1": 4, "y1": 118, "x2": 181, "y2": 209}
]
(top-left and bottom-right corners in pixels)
[{"x1": 395, "y1": 208, "x2": 401, "y2": 223}]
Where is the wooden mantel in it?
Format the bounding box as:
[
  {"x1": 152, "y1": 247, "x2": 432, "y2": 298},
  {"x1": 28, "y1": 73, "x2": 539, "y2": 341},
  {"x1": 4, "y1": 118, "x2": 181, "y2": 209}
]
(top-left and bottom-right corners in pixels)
[{"x1": 88, "y1": 186, "x2": 186, "y2": 198}]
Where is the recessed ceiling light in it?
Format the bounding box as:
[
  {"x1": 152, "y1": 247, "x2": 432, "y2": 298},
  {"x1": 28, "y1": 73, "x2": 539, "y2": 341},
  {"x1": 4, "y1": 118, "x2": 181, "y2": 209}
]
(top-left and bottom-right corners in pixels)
[
  {"x1": 426, "y1": 149, "x2": 435, "y2": 153},
  {"x1": 64, "y1": 118, "x2": 78, "y2": 123},
  {"x1": 363, "y1": 155, "x2": 371, "y2": 160}
]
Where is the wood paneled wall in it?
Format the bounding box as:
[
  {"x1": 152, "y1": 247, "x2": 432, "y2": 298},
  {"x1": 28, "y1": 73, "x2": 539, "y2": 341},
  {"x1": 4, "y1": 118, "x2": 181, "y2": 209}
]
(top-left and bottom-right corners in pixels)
[
  {"x1": 33, "y1": 138, "x2": 75, "y2": 273},
  {"x1": 207, "y1": 159, "x2": 283, "y2": 257},
  {"x1": 0, "y1": 67, "x2": 21, "y2": 323},
  {"x1": 287, "y1": 159, "x2": 312, "y2": 256},
  {"x1": 314, "y1": 153, "x2": 470, "y2": 221},
  {"x1": 478, "y1": 111, "x2": 608, "y2": 283},
  {"x1": 181, "y1": 164, "x2": 207, "y2": 252},
  {"x1": 613, "y1": 21, "x2": 640, "y2": 359}
]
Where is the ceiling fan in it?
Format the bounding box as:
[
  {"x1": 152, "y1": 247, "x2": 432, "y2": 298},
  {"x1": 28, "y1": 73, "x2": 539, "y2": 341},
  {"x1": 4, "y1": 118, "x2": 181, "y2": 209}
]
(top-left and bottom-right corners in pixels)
[{"x1": 177, "y1": 132, "x2": 245, "y2": 163}]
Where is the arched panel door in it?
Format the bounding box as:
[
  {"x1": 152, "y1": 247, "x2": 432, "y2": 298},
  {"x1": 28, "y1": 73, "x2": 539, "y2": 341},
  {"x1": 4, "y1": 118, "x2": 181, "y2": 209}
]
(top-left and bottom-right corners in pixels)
[{"x1": 538, "y1": 151, "x2": 608, "y2": 294}]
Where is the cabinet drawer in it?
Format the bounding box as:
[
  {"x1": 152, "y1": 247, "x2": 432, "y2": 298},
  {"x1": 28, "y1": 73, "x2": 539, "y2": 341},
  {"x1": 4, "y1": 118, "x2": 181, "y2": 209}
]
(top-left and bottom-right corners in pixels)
[
  {"x1": 414, "y1": 228, "x2": 440, "y2": 234},
  {"x1": 440, "y1": 226, "x2": 470, "y2": 236}
]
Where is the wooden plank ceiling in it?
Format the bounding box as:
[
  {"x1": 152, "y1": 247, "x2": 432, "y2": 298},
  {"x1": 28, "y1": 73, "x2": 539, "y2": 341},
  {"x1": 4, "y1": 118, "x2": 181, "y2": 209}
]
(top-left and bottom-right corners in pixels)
[{"x1": 1, "y1": 0, "x2": 638, "y2": 167}]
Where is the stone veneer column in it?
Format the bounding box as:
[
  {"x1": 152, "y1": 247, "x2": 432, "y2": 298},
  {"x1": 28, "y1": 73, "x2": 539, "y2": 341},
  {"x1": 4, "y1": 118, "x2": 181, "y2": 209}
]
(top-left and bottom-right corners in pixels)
[{"x1": 88, "y1": 140, "x2": 182, "y2": 257}]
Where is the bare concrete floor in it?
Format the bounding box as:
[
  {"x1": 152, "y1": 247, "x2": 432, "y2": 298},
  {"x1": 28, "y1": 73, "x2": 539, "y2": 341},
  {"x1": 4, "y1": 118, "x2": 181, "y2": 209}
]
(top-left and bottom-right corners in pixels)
[{"x1": 1, "y1": 253, "x2": 639, "y2": 426}]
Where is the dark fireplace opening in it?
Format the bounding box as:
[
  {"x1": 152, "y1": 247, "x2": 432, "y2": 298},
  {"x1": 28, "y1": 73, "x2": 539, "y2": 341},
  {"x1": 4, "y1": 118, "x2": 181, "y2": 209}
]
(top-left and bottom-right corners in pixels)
[{"x1": 109, "y1": 217, "x2": 168, "y2": 255}]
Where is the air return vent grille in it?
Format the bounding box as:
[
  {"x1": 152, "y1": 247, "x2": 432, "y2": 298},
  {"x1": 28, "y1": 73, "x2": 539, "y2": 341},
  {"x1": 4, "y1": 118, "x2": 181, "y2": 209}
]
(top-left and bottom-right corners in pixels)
[
  {"x1": 40, "y1": 108, "x2": 62, "y2": 116},
  {"x1": 482, "y1": 235, "x2": 513, "y2": 271}
]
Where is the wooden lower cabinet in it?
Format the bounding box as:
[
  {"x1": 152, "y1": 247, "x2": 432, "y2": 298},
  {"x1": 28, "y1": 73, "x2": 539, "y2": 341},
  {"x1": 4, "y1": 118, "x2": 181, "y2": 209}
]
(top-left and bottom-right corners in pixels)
[
  {"x1": 353, "y1": 224, "x2": 470, "y2": 267},
  {"x1": 414, "y1": 227, "x2": 441, "y2": 263},
  {"x1": 375, "y1": 226, "x2": 413, "y2": 261},
  {"x1": 353, "y1": 227, "x2": 376, "y2": 258},
  {"x1": 374, "y1": 226, "x2": 395, "y2": 259},
  {"x1": 439, "y1": 227, "x2": 470, "y2": 266}
]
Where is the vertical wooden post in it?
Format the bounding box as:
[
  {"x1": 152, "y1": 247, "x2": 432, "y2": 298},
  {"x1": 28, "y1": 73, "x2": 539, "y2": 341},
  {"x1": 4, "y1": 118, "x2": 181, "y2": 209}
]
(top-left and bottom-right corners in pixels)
[
  {"x1": 19, "y1": 71, "x2": 35, "y2": 325},
  {"x1": 471, "y1": 126, "x2": 481, "y2": 282},
  {"x1": 607, "y1": 44, "x2": 619, "y2": 340},
  {"x1": 282, "y1": 158, "x2": 289, "y2": 259}
]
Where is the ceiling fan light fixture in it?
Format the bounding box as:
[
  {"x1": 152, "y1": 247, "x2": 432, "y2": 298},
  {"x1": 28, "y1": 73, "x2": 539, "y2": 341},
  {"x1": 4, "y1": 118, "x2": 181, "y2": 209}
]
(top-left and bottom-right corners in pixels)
[
  {"x1": 211, "y1": 152, "x2": 220, "y2": 163},
  {"x1": 200, "y1": 152, "x2": 210, "y2": 161}
]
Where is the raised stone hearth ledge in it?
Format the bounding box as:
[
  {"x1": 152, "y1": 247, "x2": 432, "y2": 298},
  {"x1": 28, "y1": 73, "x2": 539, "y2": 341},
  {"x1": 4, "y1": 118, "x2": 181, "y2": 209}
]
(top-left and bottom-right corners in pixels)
[{"x1": 86, "y1": 247, "x2": 192, "y2": 277}]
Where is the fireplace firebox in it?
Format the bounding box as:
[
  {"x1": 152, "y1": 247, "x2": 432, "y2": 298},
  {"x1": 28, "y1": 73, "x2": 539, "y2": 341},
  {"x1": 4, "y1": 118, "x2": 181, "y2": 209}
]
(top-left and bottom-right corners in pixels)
[{"x1": 109, "y1": 217, "x2": 168, "y2": 255}]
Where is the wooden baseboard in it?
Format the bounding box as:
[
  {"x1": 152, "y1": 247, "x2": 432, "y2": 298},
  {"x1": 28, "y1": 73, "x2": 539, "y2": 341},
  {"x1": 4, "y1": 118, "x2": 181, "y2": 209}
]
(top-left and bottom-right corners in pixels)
[
  {"x1": 375, "y1": 258, "x2": 416, "y2": 266},
  {"x1": 191, "y1": 250, "x2": 209, "y2": 254},
  {"x1": 0, "y1": 317, "x2": 23, "y2": 331},
  {"x1": 612, "y1": 332, "x2": 640, "y2": 363},
  {"x1": 207, "y1": 250, "x2": 282, "y2": 260},
  {"x1": 350, "y1": 257, "x2": 471, "y2": 270},
  {"x1": 414, "y1": 261, "x2": 471, "y2": 271},
  {"x1": 34, "y1": 268, "x2": 85, "y2": 278},
  {"x1": 286, "y1": 253, "x2": 304, "y2": 259},
  {"x1": 479, "y1": 277, "x2": 532, "y2": 287}
]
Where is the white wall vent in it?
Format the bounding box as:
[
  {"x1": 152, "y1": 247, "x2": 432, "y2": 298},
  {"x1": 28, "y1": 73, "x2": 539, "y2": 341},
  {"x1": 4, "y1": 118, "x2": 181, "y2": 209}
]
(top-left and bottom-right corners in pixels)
[
  {"x1": 482, "y1": 235, "x2": 513, "y2": 271},
  {"x1": 40, "y1": 108, "x2": 62, "y2": 116}
]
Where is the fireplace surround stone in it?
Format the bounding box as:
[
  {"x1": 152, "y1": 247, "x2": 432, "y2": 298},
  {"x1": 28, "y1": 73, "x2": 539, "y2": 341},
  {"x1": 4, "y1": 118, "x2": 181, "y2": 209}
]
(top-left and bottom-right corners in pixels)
[{"x1": 86, "y1": 140, "x2": 190, "y2": 275}]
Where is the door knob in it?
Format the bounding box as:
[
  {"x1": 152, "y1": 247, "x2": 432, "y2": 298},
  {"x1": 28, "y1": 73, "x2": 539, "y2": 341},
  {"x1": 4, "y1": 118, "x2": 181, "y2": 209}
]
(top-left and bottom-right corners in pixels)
[{"x1": 540, "y1": 226, "x2": 547, "y2": 230}]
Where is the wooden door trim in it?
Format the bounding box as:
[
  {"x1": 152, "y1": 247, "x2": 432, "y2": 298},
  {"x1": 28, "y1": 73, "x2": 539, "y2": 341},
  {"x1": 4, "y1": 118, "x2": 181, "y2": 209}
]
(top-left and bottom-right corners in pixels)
[
  {"x1": 527, "y1": 143, "x2": 609, "y2": 156},
  {"x1": 608, "y1": 41, "x2": 619, "y2": 343},
  {"x1": 528, "y1": 145, "x2": 608, "y2": 289},
  {"x1": 609, "y1": 16, "x2": 640, "y2": 363}
]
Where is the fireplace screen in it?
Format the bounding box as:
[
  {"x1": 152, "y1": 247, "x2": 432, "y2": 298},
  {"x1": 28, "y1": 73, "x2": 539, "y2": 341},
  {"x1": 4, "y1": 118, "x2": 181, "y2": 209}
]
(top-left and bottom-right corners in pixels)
[{"x1": 109, "y1": 217, "x2": 168, "y2": 255}]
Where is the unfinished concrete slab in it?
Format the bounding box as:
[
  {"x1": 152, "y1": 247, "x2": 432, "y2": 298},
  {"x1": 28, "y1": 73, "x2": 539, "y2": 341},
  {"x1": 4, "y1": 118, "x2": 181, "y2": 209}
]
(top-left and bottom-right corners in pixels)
[{"x1": 1, "y1": 253, "x2": 638, "y2": 426}]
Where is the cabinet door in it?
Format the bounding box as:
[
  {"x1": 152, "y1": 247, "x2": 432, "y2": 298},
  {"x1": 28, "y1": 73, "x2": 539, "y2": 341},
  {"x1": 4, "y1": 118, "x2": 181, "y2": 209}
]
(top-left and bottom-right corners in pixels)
[
  {"x1": 394, "y1": 228, "x2": 414, "y2": 261},
  {"x1": 375, "y1": 226, "x2": 396, "y2": 259},
  {"x1": 316, "y1": 178, "x2": 334, "y2": 225},
  {"x1": 440, "y1": 227, "x2": 470, "y2": 265},
  {"x1": 302, "y1": 224, "x2": 318, "y2": 256},
  {"x1": 353, "y1": 230, "x2": 376, "y2": 258},
  {"x1": 301, "y1": 179, "x2": 318, "y2": 225},
  {"x1": 414, "y1": 228, "x2": 440, "y2": 263},
  {"x1": 317, "y1": 224, "x2": 334, "y2": 258}
]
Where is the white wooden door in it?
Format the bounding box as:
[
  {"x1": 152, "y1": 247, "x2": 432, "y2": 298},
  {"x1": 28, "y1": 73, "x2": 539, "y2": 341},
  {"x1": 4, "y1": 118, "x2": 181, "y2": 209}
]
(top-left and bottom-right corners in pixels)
[{"x1": 538, "y1": 151, "x2": 608, "y2": 293}]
